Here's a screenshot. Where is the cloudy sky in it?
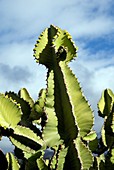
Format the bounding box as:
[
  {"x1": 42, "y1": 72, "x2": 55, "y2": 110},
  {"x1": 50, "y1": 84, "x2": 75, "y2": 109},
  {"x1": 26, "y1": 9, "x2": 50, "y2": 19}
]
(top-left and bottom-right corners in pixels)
[{"x1": 0, "y1": 0, "x2": 114, "y2": 133}]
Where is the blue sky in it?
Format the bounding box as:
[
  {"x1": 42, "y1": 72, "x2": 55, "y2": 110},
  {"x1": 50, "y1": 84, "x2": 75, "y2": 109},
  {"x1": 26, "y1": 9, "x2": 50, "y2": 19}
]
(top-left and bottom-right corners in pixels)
[{"x1": 0, "y1": 0, "x2": 114, "y2": 133}]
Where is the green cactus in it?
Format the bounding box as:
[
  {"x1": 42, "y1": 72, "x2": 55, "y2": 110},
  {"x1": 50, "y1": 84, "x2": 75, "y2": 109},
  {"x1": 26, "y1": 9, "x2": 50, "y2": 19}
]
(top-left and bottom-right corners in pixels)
[
  {"x1": 0, "y1": 94, "x2": 22, "y2": 129},
  {"x1": 33, "y1": 25, "x2": 94, "y2": 169},
  {"x1": 85, "y1": 88, "x2": 114, "y2": 169},
  {"x1": 0, "y1": 89, "x2": 44, "y2": 169},
  {"x1": 1, "y1": 25, "x2": 114, "y2": 169},
  {"x1": 6, "y1": 152, "x2": 20, "y2": 170}
]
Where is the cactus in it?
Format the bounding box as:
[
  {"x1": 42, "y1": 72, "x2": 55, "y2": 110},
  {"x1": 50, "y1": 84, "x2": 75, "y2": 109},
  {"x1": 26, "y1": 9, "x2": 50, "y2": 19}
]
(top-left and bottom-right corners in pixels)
[
  {"x1": 6, "y1": 152, "x2": 20, "y2": 170},
  {"x1": 0, "y1": 25, "x2": 114, "y2": 169},
  {"x1": 94, "y1": 89, "x2": 114, "y2": 169},
  {"x1": 33, "y1": 25, "x2": 94, "y2": 169}
]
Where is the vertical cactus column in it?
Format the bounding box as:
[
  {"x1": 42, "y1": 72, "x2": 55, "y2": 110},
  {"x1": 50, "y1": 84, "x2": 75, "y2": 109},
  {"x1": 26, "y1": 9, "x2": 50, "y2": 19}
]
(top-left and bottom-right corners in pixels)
[
  {"x1": 97, "y1": 89, "x2": 114, "y2": 169},
  {"x1": 33, "y1": 25, "x2": 95, "y2": 169}
]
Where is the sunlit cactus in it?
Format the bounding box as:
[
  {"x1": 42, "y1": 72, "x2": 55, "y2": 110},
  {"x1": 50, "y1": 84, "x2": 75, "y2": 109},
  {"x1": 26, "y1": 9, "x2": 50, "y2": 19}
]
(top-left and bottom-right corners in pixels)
[{"x1": 0, "y1": 25, "x2": 114, "y2": 169}]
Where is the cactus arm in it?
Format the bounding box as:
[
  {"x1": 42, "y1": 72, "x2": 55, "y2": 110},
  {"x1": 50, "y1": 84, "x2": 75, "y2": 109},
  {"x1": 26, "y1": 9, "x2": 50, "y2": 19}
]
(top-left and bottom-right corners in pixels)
[
  {"x1": 37, "y1": 157, "x2": 48, "y2": 170},
  {"x1": 5, "y1": 91, "x2": 31, "y2": 123},
  {"x1": 54, "y1": 26, "x2": 77, "y2": 63},
  {"x1": 43, "y1": 70, "x2": 61, "y2": 146},
  {"x1": 6, "y1": 152, "x2": 20, "y2": 170},
  {"x1": 55, "y1": 145, "x2": 68, "y2": 170},
  {"x1": 59, "y1": 62, "x2": 94, "y2": 137},
  {"x1": 0, "y1": 94, "x2": 22, "y2": 129},
  {"x1": 18, "y1": 88, "x2": 34, "y2": 108},
  {"x1": 75, "y1": 138, "x2": 93, "y2": 169},
  {"x1": 53, "y1": 61, "x2": 79, "y2": 144},
  {"x1": 30, "y1": 88, "x2": 46, "y2": 120},
  {"x1": 98, "y1": 89, "x2": 114, "y2": 148},
  {"x1": 83, "y1": 131, "x2": 97, "y2": 141},
  {"x1": 9, "y1": 125, "x2": 43, "y2": 154},
  {"x1": 98, "y1": 89, "x2": 114, "y2": 117}
]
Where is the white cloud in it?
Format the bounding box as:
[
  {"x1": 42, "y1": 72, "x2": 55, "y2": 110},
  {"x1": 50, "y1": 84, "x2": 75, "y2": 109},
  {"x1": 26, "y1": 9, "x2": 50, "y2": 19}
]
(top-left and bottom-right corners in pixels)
[
  {"x1": 0, "y1": 63, "x2": 32, "y2": 82},
  {"x1": 71, "y1": 43, "x2": 114, "y2": 102},
  {"x1": 0, "y1": 42, "x2": 46, "y2": 98},
  {"x1": 0, "y1": 42, "x2": 34, "y2": 67},
  {"x1": 0, "y1": 0, "x2": 114, "y2": 42}
]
